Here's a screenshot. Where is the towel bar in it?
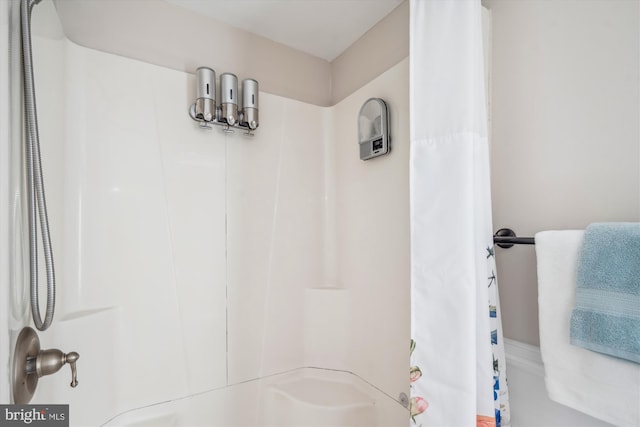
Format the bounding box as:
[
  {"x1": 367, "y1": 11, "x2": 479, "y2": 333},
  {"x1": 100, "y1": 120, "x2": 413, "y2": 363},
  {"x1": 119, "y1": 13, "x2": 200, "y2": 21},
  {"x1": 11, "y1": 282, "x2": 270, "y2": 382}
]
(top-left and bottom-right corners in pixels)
[{"x1": 493, "y1": 228, "x2": 535, "y2": 249}]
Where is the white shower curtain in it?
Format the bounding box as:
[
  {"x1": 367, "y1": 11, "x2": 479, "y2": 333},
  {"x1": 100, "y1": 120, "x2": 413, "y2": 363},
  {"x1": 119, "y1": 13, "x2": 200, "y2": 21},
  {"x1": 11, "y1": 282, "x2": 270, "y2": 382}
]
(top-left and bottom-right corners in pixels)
[{"x1": 409, "y1": 1, "x2": 510, "y2": 426}]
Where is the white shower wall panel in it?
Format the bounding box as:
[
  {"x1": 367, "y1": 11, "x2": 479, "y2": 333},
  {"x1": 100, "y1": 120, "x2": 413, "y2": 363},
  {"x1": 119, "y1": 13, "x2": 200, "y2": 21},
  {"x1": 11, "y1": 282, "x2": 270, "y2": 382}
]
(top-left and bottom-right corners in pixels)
[
  {"x1": 0, "y1": 0, "x2": 25, "y2": 405},
  {"x1": 331, "y1": 58, "x2": 410, "y2": 399},
  {"x1": 151, "y1": 61, "x2": 228, "y2": 394},
  {"x1": 30, "y1": 21, "x2": 329, "y2": 425},
  {"x1": 226, "y1": 96, "x2": 327, "y2": 384},
  {"x1": 30, "y1": 35, "x2": 228, "y2": 422},
  {"x1": 62, "y1": 40, "x2": 208, "y2": 403}
]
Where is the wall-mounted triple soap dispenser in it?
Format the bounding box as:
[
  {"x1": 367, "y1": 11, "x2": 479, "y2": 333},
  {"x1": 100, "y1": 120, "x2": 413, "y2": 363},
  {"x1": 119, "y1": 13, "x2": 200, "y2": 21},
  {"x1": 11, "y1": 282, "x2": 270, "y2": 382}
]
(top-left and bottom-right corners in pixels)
[{"x1": 189, "y1": 66, "x2": 259, "y2": 135}]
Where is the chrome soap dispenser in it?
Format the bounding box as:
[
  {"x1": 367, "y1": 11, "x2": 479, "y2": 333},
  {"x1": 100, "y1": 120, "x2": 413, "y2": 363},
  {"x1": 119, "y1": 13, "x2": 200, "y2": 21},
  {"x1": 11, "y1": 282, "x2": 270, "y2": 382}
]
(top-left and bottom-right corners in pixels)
[
  {"x1": 220, "y1": 72, "x2": 238, "y2": 126},
  {"x1": 189, "y1": 67, "x2": 259, "y2": 135},
  {"x1": 195, "y1": 67, "x2": 215, "y2": 122},
  {"x1": 242, "y1": 78, "x2": 259, "y2": 130}
]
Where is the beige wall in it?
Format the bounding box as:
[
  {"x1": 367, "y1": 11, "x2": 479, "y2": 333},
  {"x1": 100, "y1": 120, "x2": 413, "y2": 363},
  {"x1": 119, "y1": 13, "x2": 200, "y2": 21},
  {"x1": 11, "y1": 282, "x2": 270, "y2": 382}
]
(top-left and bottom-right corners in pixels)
[
  {"x1": 52, "y1": 0, "x2": 332, "y2": 105},
  {"x1": 486, "y1": 0, "x2": 640, "y2": 345},
  {"x1": 53, "y1": 0, "x2": 408, "y2": 107},
  {"x1": 330, "y1": 1, "x2": 409, "y2": 104}
]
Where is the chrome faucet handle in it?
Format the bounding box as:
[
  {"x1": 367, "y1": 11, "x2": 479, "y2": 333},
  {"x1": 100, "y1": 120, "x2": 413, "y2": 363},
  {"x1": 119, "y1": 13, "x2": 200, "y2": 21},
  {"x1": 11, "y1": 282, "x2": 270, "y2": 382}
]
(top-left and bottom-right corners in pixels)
[
  {"x1": 33, "y1": 348, "x2": 80, "y2": 388},
  {"x1": 13, "y1": 327, "x2": 79, "y2": 404},
  {"x1": 65, "y1": 352, "x2": 79, "y2": 387}
]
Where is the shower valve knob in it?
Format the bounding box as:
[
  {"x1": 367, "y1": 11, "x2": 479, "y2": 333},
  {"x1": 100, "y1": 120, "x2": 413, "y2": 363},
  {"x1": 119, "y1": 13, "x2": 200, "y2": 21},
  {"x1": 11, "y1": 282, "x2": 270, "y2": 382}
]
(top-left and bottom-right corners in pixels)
[
  {"x1": 28, "y1": 347, "x2": 80, "y2": 388},
  {"x1": 13, "y1": 327, "x2": 79, "y2": 404}
]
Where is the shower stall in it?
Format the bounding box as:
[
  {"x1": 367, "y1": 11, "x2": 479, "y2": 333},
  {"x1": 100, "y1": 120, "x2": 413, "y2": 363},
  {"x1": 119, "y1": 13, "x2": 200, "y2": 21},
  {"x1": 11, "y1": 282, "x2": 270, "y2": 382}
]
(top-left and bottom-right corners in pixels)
[{"x1": 1, "y1": 0, "x2": 410, "y2": 424}]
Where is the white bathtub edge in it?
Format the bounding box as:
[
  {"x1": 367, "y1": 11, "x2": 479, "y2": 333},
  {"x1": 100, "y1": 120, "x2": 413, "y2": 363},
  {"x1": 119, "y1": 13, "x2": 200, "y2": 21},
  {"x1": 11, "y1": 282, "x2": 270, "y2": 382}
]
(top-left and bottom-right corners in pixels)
[
  {"x1": 504, "y1": 338, "x2": 544, "y2": 378},
  {"x1": 101, "y1": 367, "x2": 407, "y2": 427}
]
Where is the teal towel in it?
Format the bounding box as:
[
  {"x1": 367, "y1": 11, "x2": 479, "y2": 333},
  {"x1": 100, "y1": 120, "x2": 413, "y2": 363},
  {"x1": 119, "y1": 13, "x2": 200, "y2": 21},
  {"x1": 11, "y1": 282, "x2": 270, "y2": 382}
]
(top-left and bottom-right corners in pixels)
[{"x1": 570, "y1": 222, "x2": 640, "y2": 363}]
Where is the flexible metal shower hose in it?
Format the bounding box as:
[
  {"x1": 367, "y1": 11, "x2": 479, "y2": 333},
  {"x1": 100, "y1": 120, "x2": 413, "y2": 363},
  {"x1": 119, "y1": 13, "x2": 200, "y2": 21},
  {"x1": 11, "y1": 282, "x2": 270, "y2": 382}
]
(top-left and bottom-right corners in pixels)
[{"x1": 21, "y1": 0, "x2": 54, "y2": 331}]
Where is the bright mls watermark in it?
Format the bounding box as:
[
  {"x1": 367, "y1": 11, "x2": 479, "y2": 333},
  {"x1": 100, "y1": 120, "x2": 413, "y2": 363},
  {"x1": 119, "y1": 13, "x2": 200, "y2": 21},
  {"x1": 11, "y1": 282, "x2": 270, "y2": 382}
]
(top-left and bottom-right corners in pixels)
[{"x1": 0, "y1": 405, "x2": 68, "y2": 426}]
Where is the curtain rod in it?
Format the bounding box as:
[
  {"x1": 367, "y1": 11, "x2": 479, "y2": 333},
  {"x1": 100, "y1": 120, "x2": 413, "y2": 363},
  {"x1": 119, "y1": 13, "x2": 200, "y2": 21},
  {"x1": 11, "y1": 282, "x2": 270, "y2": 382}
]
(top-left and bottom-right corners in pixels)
[{"x1": 493, "y1": 228, "x2": 535, "y2": 249}]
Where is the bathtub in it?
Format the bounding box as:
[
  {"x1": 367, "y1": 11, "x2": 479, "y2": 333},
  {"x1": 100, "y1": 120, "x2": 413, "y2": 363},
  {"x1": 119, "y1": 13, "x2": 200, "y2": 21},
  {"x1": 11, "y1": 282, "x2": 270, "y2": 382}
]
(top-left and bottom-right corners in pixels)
[
  {"x1": 103, "y1": 340, "x2": 614, "y2": 427},
  {"x1": 102, "y1": 368, "x2": 408, "y2": 427}
]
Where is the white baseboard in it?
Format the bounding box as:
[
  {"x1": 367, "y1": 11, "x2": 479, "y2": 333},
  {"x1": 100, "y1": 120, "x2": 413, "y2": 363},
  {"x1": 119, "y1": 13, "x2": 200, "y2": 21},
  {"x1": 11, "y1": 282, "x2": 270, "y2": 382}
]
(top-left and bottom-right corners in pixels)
[
  {"x1": 504, "y1": 338, "x2": 614, "y2": 426},
  {"x1": 504, "y1": 338, "x2": 544, "y2": 378}
]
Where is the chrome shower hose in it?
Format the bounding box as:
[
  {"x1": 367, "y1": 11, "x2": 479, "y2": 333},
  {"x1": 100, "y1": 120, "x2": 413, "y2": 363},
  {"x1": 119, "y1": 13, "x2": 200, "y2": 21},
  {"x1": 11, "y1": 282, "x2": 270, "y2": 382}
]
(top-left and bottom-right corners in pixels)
[{"x1": 21, "y1": 0, "x2": 54, "y2": 331}]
